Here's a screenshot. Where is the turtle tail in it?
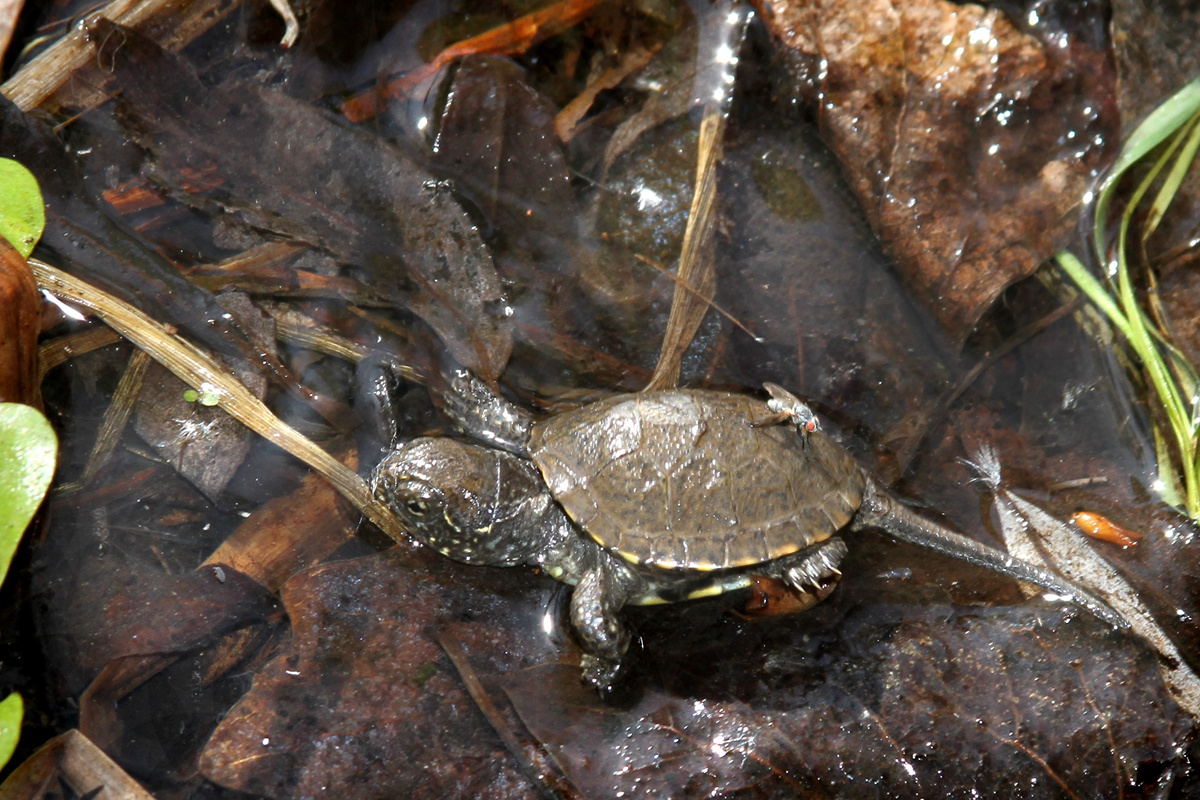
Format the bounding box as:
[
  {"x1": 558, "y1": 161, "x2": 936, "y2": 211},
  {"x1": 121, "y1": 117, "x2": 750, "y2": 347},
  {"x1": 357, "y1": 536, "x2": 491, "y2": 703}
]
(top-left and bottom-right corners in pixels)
[{"x1": 855, "y1": 478, "x2": 1129, "y2": 631}]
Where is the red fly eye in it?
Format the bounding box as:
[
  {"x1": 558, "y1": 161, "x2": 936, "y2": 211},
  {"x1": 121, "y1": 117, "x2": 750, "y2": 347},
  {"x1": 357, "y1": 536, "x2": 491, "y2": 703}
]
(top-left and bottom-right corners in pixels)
[
  {"x1": 805, "y1": 419, "x2": 818, "y2": 433},
  {"x1": 1072, "y1": 511, "x2": 1142, "y2": 547}
]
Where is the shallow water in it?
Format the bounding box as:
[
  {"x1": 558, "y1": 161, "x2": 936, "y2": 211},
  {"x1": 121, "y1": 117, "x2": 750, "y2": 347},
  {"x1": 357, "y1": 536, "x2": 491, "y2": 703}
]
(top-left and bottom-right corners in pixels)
[{"x1": 4, "y1": 0, "x2": 1200, "y2": 798}]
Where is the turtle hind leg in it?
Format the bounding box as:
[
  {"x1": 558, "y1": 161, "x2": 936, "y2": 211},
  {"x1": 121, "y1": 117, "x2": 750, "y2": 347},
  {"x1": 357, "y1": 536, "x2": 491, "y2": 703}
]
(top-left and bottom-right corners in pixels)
[
  {"x1": 569, "y1": 559, "x2": 639, "y2": 691},
  {"x1": 772, "y1": 538, "x2": 848, "y2": 591}
]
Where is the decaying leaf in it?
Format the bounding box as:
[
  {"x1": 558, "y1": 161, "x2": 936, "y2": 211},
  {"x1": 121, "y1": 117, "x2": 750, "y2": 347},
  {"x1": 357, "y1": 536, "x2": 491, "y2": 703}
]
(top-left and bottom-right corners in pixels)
[
  {"x1": 201, "y1": 546, "x2": 556, "y2": 799},
  {"x1": 93, "y1": 19, "x2": 513, "y2": 382},
  {"x1": 757, "y1": 0, "x2": 1119, "y2": 341},
  {"x1": 0, "y1": 96, "x2": 275, "y2": 373},
  {"x1": 0, "y1": 729, "x2": 156, "y2": 800},
  {"x1": 969, "y1": 445, "x2": 1200, "y2": 717},
  {"x1": 134, "y1": 292, "x2": 274, "y2": 500},
  {"x1": 433, "y1": 56, "x2": 579, "y2": 280},
  {"x1": 0, "y1": 238, "x2": 41, "y2": 405},
  {"x1": 508, "y1": 602, "x2": 1193, "y2": 800}
]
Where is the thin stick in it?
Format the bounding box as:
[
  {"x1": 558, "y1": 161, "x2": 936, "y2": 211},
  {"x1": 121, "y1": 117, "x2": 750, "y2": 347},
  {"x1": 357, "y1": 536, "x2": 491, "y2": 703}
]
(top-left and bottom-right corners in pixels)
[{"x1": 633, "y1": 253, "x2": 760, "y2": 341}]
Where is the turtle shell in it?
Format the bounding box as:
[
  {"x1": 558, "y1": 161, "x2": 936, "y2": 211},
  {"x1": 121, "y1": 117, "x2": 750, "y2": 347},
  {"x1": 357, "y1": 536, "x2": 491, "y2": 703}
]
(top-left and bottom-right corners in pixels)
[{"x1": 527, "y1": 390, "x2": 865, "y2": 570}]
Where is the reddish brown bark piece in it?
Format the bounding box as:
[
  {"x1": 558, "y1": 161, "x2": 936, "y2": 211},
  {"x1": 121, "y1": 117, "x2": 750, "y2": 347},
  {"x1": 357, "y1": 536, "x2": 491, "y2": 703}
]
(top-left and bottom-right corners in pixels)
[
  {"x1": 757, "y1": 0, "x2": 1117, "y2": 341},
  {"x1": 203, "y1": 447, "x2": 360, "y2": 592}
]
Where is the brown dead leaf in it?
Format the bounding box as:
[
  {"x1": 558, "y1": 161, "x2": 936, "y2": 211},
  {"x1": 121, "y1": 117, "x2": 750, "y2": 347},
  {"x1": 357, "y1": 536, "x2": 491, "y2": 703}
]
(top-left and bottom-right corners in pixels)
[
  {"x1": 757, "y1": 0, "x2": 1118, "y2": 341},
  {"x1": 508, "y1": 604, "x2": 1194, "y2": 800},
  {"x1": 93, "y1": 19, "x2": 513, "y2": 382},
  {"x1": 555, "y1": 45, "x2": 659, "y2": 142},
  {"x1": 200, "y1": 546, "x2": 559, "y2": 800},
  {"x1": 134, "y1": 292, "x2": 274, "y2": 501}
]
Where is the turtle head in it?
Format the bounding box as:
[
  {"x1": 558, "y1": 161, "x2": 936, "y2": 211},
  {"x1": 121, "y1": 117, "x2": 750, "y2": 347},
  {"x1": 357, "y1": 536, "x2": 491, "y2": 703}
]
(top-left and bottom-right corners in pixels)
[{"x1": 374, "y1": 437, "x2": 556, "y2": 567}]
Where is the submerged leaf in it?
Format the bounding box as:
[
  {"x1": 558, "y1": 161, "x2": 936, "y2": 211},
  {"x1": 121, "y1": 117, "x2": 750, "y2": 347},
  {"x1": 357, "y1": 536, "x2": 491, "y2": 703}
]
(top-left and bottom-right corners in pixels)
[
  {"x1": 0, "y1": 97, "x2": 280, "y2": 376},
  {"x1": 969, "y1": 445, "x2": 1200, "y2": 717},
  {"x1": 507, "y1": 601, "x2": 1192, "y2": 800},
  {"x1": 134, "y1": 293, "x2": 274, "y2": 500},
  {"x1": 758, "y1": 0, "x2": 1118, "y2": 341},
  {"x1": 201, "y1": 547, "x2": 554, "y2": 799},
  {"x1": 93, "y1": 19, "x2": 512, "y2": 381}
]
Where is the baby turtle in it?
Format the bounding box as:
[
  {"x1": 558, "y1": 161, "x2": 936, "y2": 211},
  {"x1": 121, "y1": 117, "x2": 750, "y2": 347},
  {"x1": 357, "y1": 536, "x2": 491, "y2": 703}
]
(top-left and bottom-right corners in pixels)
[{"x1": 375, "y1": 371, "x2": 1125, "y2": 689}]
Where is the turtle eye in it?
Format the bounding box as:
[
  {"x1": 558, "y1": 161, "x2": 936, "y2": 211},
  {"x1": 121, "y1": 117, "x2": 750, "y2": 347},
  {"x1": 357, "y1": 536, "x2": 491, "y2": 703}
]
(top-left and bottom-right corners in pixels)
[
  {"x1": 404, "y1": 498, "x2": 432, "y2": 516},
  {"x1": 385, "y1": 479, "x2": 438, "y2": 518}
]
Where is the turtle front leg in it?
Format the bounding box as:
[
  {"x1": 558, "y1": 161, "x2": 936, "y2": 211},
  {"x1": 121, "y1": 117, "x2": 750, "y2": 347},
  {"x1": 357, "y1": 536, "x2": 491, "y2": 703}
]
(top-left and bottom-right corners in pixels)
[{"x1": 570, "y1": 558, "x2": 639, "y2": 690}]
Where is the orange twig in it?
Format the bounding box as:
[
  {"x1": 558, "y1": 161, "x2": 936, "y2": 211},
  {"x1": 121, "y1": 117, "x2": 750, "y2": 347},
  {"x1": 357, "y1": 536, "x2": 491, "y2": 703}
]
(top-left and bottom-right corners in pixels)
[{"x1": 341, "y1": 0, "x2": 607, "y2": 122}]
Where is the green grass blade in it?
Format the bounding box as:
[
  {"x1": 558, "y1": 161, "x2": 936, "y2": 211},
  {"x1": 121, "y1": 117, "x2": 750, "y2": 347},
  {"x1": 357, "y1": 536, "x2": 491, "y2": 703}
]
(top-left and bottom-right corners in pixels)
[
  {"x1": 1145, "y1": 111, "x2": 1200, "y2": 238},
  {"x1": 1093, "y1": 74, "x2": 1200, "y2": 260},
  {"x1": 1153, "y1": 424, "x2": 1186, "y2": 510},
  {"x1": 1055, "y1": 251, "x2": 1132, "y2": 338}
]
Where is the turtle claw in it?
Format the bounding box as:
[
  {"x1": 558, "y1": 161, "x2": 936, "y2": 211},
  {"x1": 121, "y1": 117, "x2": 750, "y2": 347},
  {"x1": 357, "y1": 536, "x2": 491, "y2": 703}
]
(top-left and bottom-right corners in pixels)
[
  {"x1": 581, "y1": 653, "x2": 623, "y2": 693},
  {"x1": 780, "y1": 538, "x2": 848, "y2": 593}
]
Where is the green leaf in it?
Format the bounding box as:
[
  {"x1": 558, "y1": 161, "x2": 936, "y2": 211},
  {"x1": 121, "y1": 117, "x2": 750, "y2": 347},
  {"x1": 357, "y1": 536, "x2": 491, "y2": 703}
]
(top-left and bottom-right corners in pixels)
[
  {"x1": 0, "y1": 404, "x2": 56, "y2": 587},
  {"x1": 0, "y1": 159, "x2": 46, "y2": 259},
  {"x1": 0, "y1": 692, "x2": 22, "y2": 770}
]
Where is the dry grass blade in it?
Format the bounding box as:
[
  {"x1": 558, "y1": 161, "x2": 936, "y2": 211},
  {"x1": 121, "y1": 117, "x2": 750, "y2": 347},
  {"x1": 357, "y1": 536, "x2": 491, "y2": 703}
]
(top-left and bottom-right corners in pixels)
[
  {"x1": 1, "y1": 0, "x2": 239, "y2": 114},
  {"x1": 29, "y1": 258, "x2": 406, "y2": 541},
  {"x1": 0, "y1": 728, "x2": 156, "y2": 799},
  {"x1": 0, "y1": 0, "x2": 23, "y2": 67},
  {"x1": 645, "y1": 1, "x2": 750, "y2": 391},
  {"x1": 274, "y1": 313, "x2": 425, "y2": 384},
  {"x1": 644, "y1": 106, "x2": 722, "y2": 391},
  {"x1": 39, "y1": 327, "x2": 123, "y2": 376},
  {"x1": 79, "y1": 348, "x2": 149, "y2": 486},
  {"x1": 633, "y1": 253, "x2": 758, "y2": 340}
]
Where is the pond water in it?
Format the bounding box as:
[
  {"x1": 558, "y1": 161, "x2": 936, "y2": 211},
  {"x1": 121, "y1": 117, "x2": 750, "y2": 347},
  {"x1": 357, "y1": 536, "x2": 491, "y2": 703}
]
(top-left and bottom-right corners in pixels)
[{"x1": 3, "y1": 0, "x2": 1200, "y2": 798}]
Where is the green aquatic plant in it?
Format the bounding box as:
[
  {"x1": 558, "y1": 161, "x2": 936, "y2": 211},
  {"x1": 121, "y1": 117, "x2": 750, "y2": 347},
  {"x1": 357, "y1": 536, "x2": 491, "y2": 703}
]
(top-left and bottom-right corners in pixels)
[
  {"x1": 0, "y1": 158, "x2": 45, "y2": 259},
  {"x1": 0, "y1": 405, "x2": 57, "y2": 772},
  {"x1": 1058, "y1": 74, "x2": 1200, "y2": 518},
  {"x1": 0, "y1": 158, "x2": 53, "y2": 771}
]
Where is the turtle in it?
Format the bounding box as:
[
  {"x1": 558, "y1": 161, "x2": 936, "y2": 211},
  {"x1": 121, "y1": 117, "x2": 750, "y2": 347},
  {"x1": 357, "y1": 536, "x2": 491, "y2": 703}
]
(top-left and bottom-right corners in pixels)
[{"x1": 374, "y1": 370, "x2": 1126, "y2": 689}]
